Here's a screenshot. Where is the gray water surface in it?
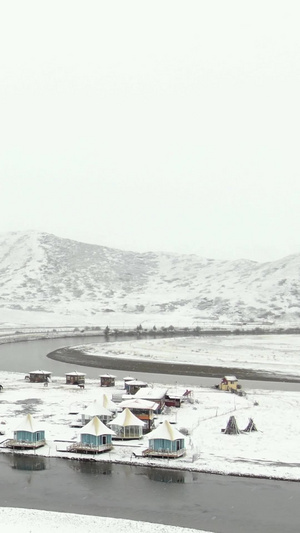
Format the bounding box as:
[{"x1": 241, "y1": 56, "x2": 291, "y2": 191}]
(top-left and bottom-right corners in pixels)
[{"x1": 0, "y1": 455, "x2": 299, "y2": 533}]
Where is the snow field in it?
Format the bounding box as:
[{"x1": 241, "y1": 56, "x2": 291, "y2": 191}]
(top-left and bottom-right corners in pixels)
[
  {"x1": 0, "y1": 508, "x2": 206, "y2": 533},
  {"x1": 0, "y1": 371, "x2": 300, "y2": 480}
]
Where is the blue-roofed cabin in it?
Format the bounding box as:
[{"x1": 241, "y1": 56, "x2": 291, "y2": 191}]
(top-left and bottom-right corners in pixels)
[
  {"x1": 68, "y1": 416, "x2": 115, "y2": 454},
  {"x1": 143, "y1": 420, "x2": 186, "y2": 458},
  {"x1": 6, "y1": 414, "x2": 46, "y2": 449}
]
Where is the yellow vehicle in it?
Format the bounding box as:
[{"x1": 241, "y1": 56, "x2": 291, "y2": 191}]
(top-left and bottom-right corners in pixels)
[{"x1": 215, "y1": 375, "x2": 243, "y2": 394}]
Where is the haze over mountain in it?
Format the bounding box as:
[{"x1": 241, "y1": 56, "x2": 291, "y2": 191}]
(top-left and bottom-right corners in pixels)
[{"x1": 0, "y1": 231, "x2": 299, "y2": 329}]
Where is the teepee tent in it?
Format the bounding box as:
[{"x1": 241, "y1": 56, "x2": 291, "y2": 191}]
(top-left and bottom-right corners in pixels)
[
  {"x1": 223, "y1": 415, "x2": 240, "y2": 435},
  {"x1": 243, "y1": 418, "x2": 257, "y2": 433}
]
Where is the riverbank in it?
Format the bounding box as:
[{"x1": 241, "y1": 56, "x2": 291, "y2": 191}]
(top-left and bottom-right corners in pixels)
[{"x1": 47, "y1": 333, "x2": 300, "y2": 382}]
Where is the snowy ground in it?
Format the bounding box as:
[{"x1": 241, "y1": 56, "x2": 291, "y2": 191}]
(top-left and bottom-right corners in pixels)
[
  {"x1": 0, "y1": 366, "x2": 300, "y2": 481},
  {"x1": 0, "y1": 508, "x2": 205, "y2": 533},
  {"x1": 79, "y1": 334, "x2": 300, "y2": 377}
]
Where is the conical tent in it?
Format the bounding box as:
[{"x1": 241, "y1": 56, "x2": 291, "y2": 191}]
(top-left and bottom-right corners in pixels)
[
  {"x1": 109, "y1": 408, "x2": 144, "y2": 427},
  {"x1": 108, "y1": 408, "x2": 144, "y2": 439},
  {"x1": 223, "y1": 415, "x2": 240, "y2": 435},
  {"x1": 13, "y1": 413, "x2": 45, "y2": 446},
  {"x1": 147, "y1": 420, "x2": 185, "y2": 441},
  {"x1": 243, "y1": 418, "x2": 257, "y2": 432},
  {"x1": 79, "y1": 416, "x2": 115, "y2": 437},
  {"x1": 101, "y1": 393, "x2": 118, "y2": 412},
  {"x1": 15, "y1": 413, "x2": 40, "y2": 433},
  {"x1": 82, "y1": 399, "x2": 112, "y2": 417}
]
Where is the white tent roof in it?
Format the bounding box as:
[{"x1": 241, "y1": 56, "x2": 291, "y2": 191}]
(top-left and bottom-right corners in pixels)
[
  {"x1": 99, "y1": 374, "x2": 116, "y2": 378},
  {"x1": 119, "y1": 398, "x2": 158, "y2": 411},
  {"x1": 108, "y1": 408, "x2": 144, "y2": 427},
  {"x1": 224, "y1": 375, "x2": 238, "y2": 381},
  {"x1": 147, "y1": 420, "x2": 185, "y2": 441},
  {"x1": 82, "y1": 400, "x2": 112, "y2": 417},
  {"x1": 79, "y1": 416, "x2": 115, "y2": 437},
  {"x1": 14, "y1": 413, "x2": 41, "y2": 433},
  {"x1": 100, "y1": 393, "x2": 118, "y2": 411}
]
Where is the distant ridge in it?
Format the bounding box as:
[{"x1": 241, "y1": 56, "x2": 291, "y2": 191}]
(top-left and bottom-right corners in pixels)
[{"x1": 0, "y1": 230, "x2": 299, "y2": 327}]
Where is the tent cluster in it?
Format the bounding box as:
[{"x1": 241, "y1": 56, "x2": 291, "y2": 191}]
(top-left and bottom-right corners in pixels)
[
  {"x1": 2, "y1": 410, "x2": 187, "y2": 458},
  {"x1": 222, "y1": 416, "x2": 258, "y2": 435}
]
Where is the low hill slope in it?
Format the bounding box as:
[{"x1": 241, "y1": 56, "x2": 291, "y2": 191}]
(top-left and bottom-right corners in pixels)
[{"x1": 0, "y1": 231, "x2": 299, "y2": 327}]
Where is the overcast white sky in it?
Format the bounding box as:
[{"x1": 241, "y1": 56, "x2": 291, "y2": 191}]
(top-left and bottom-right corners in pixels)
[{"x1": 1, "y1": 1, "x2": 299, "y2": 262}]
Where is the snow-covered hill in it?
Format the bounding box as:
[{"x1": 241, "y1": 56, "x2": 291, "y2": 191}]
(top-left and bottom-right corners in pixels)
[{"x1": 0, "y1": 230, "x2": 299, "y2": 328}]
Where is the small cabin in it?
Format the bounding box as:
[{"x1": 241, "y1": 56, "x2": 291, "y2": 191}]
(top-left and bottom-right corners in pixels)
[
  {"x1": 165, "y1": 393, "x2": 182, "y2": 408},
  {"x1": 123, "y1": 376, "x2": 134, "y2": 390},
  {"x1": 126, "y1": 380, "x2": 148, "y2": 395},
  {"x1": 6, "y1": 414, "x2": 46, "y2": 449},
  {"x1": 99, "y1": 374, "x2": 116, "y2": 387},
  {"x1": 68, "y1": 416, "x2": 115, "y2": 454},
  {"x1": 134, "y1": 387, "x2": 167, "y2": 413},
  {"x1": 118, "y1": 398, "x2": 159, "y2": 432},
  {"x1": 65, "y1": 371, "x2": 86, "y2": 385},
  {"x1": 143, "y1": 420, "x2": 186, "y2": 458},
  {"x1": 217, "y1": 376, "x2": 240, "y2": 392},
  {"x1": 109, "y1": 408, "x2": 144, "y2": 440},
  {"x1": 28, "y1": 370, "x2": 52, "y2": 383}
]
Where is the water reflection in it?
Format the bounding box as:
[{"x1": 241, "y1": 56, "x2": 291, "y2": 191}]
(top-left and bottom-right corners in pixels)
[
  {"x1": 9, "y1": 454, "x2": 46, "y2": 471},
  {"x1": 147, "y1": 468, "x2": 186, "y2": 484},
  {"x1": 67, "y1": 459, "x2": 112, "y2": 476}
]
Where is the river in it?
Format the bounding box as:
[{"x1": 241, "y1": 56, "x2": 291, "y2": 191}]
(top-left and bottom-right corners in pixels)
[
  {"x1": 0, "y1": 335, "x2": 300, "y2": 532},
  {"x1": 0, "y1": 455, "x2": 300, "y2": 533}
]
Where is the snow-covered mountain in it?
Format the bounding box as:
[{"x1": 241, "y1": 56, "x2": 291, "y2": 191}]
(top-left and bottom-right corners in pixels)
[{"x1": 0, "y1": 230, "x2": 299, "y2": 328}]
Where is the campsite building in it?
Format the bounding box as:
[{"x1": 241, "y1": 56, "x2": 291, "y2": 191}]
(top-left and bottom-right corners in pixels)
[
  {"x1": 118, "y1": 398, "x2": 159, "y2": 432},
  {"x1": 134, "y1": 387, "x2": 167, "y2": 413},
  {"x1": 217, "y1": 376, "x2": 240, "y2": 392},
  {"x1": 125, "y1": 380, "x2": 148, "y2": 395},
  {"x1": 65, "y1": 371, "x2": 86, "y2": 385},
  {"x1": 28, "y1": 370, "x2": 52, "y2": 383},
  {"x1": 81, "y1": 400, "x2": 113, "y2": 426},
  {"x1": 143, "y1": 420, "x2": 186, "y2": 458},
  {"x1": 123, "y1": 376, "x2": 134, "y2": 389},
  {"x1": 6, "y1": 414, "x2": 46, "y2": 449},
  {"x1": 68, "y1": 416, "x2": 115, "y2": 454},
  {"x1": 109, "y1": 408, "x2": 144, "y2": 439},
  {"x1": 99, "y1": 374, "x2": 116, "y2": 387}
]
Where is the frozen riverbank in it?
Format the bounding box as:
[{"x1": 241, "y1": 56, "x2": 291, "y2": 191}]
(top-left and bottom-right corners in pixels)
[{"x1": 48, "y1": 333, "x2": 300, "y2": 382}]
